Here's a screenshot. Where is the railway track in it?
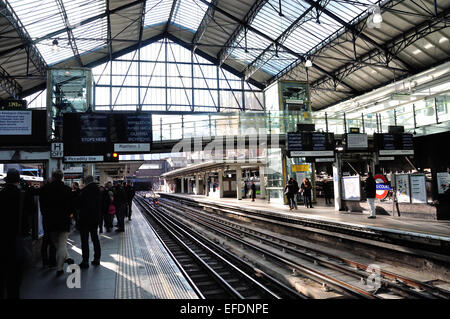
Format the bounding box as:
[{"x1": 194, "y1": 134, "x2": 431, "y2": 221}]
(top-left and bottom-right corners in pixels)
[
  {"x1": 134, "y1": 196, "x2": 306, "y2": 299},
  {"x1": 155, "y1": 196, "x2": 450, "y2": 299}
]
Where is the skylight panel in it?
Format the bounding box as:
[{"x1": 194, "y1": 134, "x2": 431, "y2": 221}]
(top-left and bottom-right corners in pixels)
[
  {"x1": 172, "y1": 0, "x2": 210, "y2": 32},
  {"x1": 62, "y1": 0, "x2": 106, "y2": 28},
  {"x1": 72, "y1": 16, "x2": 108, "y2": 55},
  {"x1": 8, "y1": 0, "x2": 66, "y2": 39},
  {"x1": 144, "y1": 0, "x2": 173, "y2": 28}
]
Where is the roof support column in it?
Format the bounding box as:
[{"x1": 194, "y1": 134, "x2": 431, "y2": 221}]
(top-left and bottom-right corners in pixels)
[
  {"x1": 236, "y1": 166, "x2": 242, "y2": 200},
  {"x1": 259, "y1": 165, "x2": 266, "y2": 199},
  {"x1": 181, "y1": 176, "x2": 184, "y2": 193},
  {"x1": 195, "y1": 174, "x2": 200, "y2": 195},
  {"x1": 218, "y1": 169, "x2": 223, "y2": 198}
]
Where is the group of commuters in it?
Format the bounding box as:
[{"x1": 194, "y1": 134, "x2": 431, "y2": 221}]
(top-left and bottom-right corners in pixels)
[
  {"x1": 0, "y1": 168, "x2": 135, "y2": 299},
  {"x1": 284, "y1": 177, "x2": 314, "y2": 210},
  {"x1": 243, "y1": 181, "x2": 257, "y2": 202}
]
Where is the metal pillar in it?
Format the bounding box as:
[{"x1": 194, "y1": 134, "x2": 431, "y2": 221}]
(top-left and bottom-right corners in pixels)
[
  {"x1": 218, "y1": 169, "x2": 224, "y2": 198},
  {"x1": 181, "y1": 177, "x2": 184, "y2": 193},
  {"x1": 332, "y1": 153, "x2": 343, "y2": 211},
  {"x1": 195, "y1": 174, "x2": 200, "y2": 195},
  {"x1": 259, "y1": 165, "x2": 266, "y2": 199},
  {"x1": 236, "y1": 166, "x2": 242, "y2": 200}
]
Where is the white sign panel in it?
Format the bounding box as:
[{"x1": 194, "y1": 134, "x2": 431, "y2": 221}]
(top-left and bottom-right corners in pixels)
[
  {"x1": 114, "y1": 143, "x2": 150, "y2": 152},
  {"x1": 436, "y1": 172, "x2": 450, "y2": 194},
  {"x1": 51, "y1": 143, "x2": 64, "y2": 158},
  {"x1": 380, "y1": 149, "x2": 414, "y2": 155},
  {"x1": 0, "y1": 110, "x2": 31, "y2": 135},
  {"x1": 315, "y1": 157, "x2": 335, "y2": 162},
  {"x1": 341, "y1": 175, "x2": 361, "y2": 201},
  {"x1": 64, "y1": 156, "x2": 104, "y2": 162},
  {"x1": 410, "y1": 174, "x2": 427, "y2": 204},
  {"x1": 379, "y1": 156, "x2": 395, "y2": 161},
  {"x1": 395, "y1": 174, "x2": 411, "y2": 203},
  {"x1": 347, "y1": 133, "x2": 368, "y2": 149},
  {"x1": 290, "y1": 150, "x2": 334, "y2": 157}
]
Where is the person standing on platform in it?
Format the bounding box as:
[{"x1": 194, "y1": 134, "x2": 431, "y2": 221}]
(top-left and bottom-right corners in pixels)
[
  {"x1": 125, "y1": 182, "x2": 135, "y2": 221},
  {"x1": 103, "y1": 182, "x2": 115, "y2": 232},
  {"x1": 323, "y1": 181, "x2": 333, "y2": 205},
  {"x1": 39, "y1": 170, "x2": 74, "y2": 276},
  {"x1": 301, "y1": 178, "x2": 313, "y2": 208},
  {"x1": 113, "y1": 182, "x2": 126, "y2": 232},
  {"x1": 284, "y1": 178, "x2": 298, "y2": 210},
  {"x1": 71, "y1": 182, "x2": 81, "y2": 230},
  {"x1": 243, "y1": 182, "x2": 248, "y2": 199},
  {"x1": 75, "y1": 175, "x2": 102, "y2": 268},
  {"x1": 0, "y1": 169, "x2": 32, "y2": 299},
  {"x1": 250, "y1": 181, "x2": 256, "y2": 202},
  {"x1": 38, "y1": 180, "x2": 56, "y2": 269},
  {"x1": 365, "y1": 172, "x2": 377, "y2": 219}
]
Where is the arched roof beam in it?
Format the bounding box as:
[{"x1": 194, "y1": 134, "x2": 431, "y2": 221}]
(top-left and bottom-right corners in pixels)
[
  {"x1": 164, "y1": 0, "x2": 178, "y2": 33},
  {"x1": 193, "y1": 0, "x2": 218, "y2": 52},
  {"x1": 217, "y1": 0, "x2": 268, "y2": 66},
  {"x1": 0, "y1": 0, "x2": 47, "y2": 75}
]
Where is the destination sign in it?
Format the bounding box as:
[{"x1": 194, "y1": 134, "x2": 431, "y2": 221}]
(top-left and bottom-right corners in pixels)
[
  {"x1": 375, "y1": 133, "x2": 414, "y2": 156},
  {"x1": 287, "y1": 132, "x2": 334, "y2": 157}
]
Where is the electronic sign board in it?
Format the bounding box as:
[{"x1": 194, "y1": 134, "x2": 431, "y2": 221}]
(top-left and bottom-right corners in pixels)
[
  {"x1": 374, "y1": 133, "x2": 414, "y2": 156},
  {"x1": 287, "y1": 132, "x2": 334, "y2": 157}
]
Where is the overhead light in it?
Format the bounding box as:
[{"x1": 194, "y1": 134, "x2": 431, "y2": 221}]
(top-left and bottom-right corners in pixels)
[
  {"x1": 305, "y1": 58, "x2": 312, "y2": 68},
  {"x1": 439, "y1": 37, "x2": 448, "y2": 43},
  {"x1": 424, "y1": 43, "x2": 434, "y2": 49},
  {"x1": 412, "y1": 49, "x2": 422, "y2": 55},
  {"x1": 52, "y1": 39, "x2": 59, "y2": 52},
  {"x1": 372, "y1": 12, "x2": 382, "y2": 24}
]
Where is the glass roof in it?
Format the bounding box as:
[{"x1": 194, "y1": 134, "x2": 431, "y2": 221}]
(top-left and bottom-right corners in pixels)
[{"x1": 6, "y1": 0, "x2": 380, "y2": 78}]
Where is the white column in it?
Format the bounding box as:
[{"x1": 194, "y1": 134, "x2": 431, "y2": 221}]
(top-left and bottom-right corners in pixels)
[
  {"x1": 218, "y1": 169, "x2": 224, "y2": 198},
  {"x1": 181, "y1": 177, "x2": 184, "y2": 193},
  {"x1": 259, "y1": 165, "x2": 266, "y2": 199},
  {"x1": 205, "y1": 174, "x2": 209, "y2": 196},
  {"x1": 333, "y1": 154, "x2": 342, "y2": 211},
  {"x1": 195, "y1": 174, "x2": 200, "y2": 195},
  {"x1": 236, "y1": 166, "x2": 242, "y2": 200}
]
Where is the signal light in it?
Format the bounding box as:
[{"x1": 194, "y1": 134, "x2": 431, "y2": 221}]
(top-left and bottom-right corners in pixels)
[
  {"x1": 105, "y1": 152, "x2": 119, "y2": 162},
  {"x1": 113, "y1": 152, "x2": 118, "y2": 158}
]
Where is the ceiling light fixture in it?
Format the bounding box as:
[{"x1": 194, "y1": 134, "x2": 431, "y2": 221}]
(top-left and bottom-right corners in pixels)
[
  {"x1": 305, "y1": 58, "x2": 312, "y2": 68},
  {"x1": 372, "y1": 10, "x2": 382, "y2": 24},
  {"x1": 52, "y1": 39, "x2": 59, "y2": 52}
]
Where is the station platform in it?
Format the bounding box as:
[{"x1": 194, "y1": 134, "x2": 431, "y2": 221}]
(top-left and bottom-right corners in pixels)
[
  {"x1": 21, "y1": 203, "x2": 200, "y2": 299},
  {"x1": 159, "y1": 193, "x2": 450, "y2": 243}
]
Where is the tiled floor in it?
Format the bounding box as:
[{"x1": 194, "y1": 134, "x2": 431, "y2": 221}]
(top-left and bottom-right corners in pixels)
[{"x1": 21, "y1": 203, "x2": 199, "y2": 299}]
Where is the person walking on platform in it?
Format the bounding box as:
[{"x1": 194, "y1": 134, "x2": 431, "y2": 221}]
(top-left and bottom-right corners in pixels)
[
  {"x1": 323, "y1": 181, "x2": 333, "y2": 205},
  {"x1": 103, "y1": 182, "x2": 115, "y2": 232},
  {"x1": 71, "y1": 182, "x2": 81, "y2": 230},
  {"x1": 284, "y1": 178, "x2": 298, "y2": 210},
  {"x1": 250, "y1": 181, "x2": 256, "y2": 202},
  {"x1": 0, "y1": 169, "x2": 33, "y2": 299},
  {"x1": 39, "y1": 170, "x2": 74, "y2": 276},
  {"x1": 125, "y1": 182, "x2": 135, "y2": 221},
  {"x1": 75, "y1": 175, "x2": 102, "y2": 268},
  {"x1": 301, "y1": 178, "x2": 313, "y2": 208},
  {"x1": 113, "y1": 182, "x2": 127, "y2": 232},
  {"x1": 38, "y1": 180, "x2": 56, "y2": 268},
  {"x1": 365, "y1": 172, "x2": 377, "y2": 219}
]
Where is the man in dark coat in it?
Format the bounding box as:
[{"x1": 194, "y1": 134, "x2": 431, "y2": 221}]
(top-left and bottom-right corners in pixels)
[
  {"x1": 76, "y1": 175, "x2": 102, "y2": 268},
  {"x1": 250, "y1": 181, "x2": 256, "y2": 202},
  {"x1": 285, "y1": 178, "x2": 298, "y2": 210},
  {"x1": 39, "y1": 170, "x2": 74, "y2": 276},
  {"x1": 113, "y1": 182, "x2": 127, "y2": 232},
  {"x1": 125, "y1": 182, "x2": 135, "y2": 221},
  {"x1": 0, "y1": 169, "x2": 31, "y2": 299},
  {"x1": 301, "y1": 178, "x2": 313, "y2": 208},
  {"x1": 365, "y1": 172, "x2": 377, "y2": 219}
]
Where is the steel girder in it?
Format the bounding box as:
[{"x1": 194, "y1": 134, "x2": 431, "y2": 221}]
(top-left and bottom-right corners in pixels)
[
  {"x1": 0, "y1": 65, "x2": 22, "y2": 99},
  {"x1": 193, "y1": 0, "x2": 219, "y2": 52},
  {"x1": 0, "y1": 0, "x2": 47, "y2": 76},
  {"x1": 56, "y1": 0, "x2": 83, "y2": 66},
  {"x1": 243, "y1": 3, "x2": 317, "y2": 80},
  {"x1": 217, "y1": 0, "x2": 268, "y2": 66},
  {"x1": 311, "y1": 7, "x2": 450, "y2": 94},
  {"x1": 165, "y1": 0, "x2": 178, "y2": 33}
]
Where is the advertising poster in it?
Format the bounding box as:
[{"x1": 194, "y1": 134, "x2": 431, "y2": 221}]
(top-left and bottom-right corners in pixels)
[
  {"x1": 436, "y1": 172, "x2": 450, "y2": 194},
  {"x1": 341, "y1": 175, "x2": 361, "y2": 201},
  {"x1": 410, "y1": 174, "x2": 427, "y2": 204},
  {"x1": 395, "y1": 174, "x2": 411, "y2": 203},
  {"x1": 296, "y1": 172, "x2": 307, "y2": 185}
]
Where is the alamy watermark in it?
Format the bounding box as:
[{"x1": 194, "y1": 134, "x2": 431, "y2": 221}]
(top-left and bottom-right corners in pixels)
[{"x1": 66, "y1": 264, "x2": 81, "y2": 289}]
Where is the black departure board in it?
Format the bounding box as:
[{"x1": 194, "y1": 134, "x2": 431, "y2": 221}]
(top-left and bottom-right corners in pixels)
[
  {"x1": 374, "y1": 133, "x2": 414, "y2": 155},
  {"x1": 287, "y1": 132, "x2": 334, "y2": 157},
  {"x1": 63, "y1": 112, "x2": 152, "y2": 158}
]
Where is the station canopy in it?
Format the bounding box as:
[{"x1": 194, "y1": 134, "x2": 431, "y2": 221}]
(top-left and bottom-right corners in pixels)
[{"x1": 0, "y1": 0, "x2": 449, "y2": 110}]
